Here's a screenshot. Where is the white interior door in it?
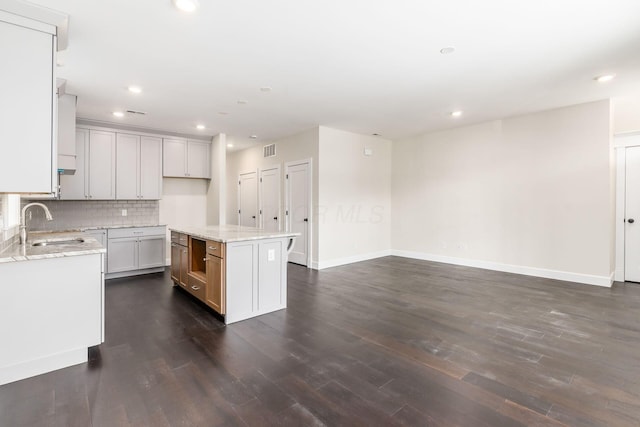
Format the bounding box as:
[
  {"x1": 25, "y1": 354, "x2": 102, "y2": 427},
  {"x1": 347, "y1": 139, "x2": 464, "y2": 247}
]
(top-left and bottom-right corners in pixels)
[
  {"x1": 625, "y1": 146, "x2": 640, "y2": 282},
  {"x1": 238, "y1": 171, "x2": 258, "y2": 227},
  {"x1": 286, "y1": 161, "x2": 311, "y2": 266},
  {"x1": 259, "y1": 166, "x2": 281, "y2": 232}
]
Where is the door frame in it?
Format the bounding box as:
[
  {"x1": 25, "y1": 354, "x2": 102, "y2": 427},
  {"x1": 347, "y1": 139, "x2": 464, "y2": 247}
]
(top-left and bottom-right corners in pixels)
[
  {"x1": 285, "y1": 158, "x2": 313, "y2": 268},
  {"x1": 614, "y1": 132, "x2": 640, "y2": 282},
  {"x1": 258, "y1": 164, "x2": 281, "y2": 231},
  {"x1": 237, "y1": 169, "x2": 258, "y2": 227}
]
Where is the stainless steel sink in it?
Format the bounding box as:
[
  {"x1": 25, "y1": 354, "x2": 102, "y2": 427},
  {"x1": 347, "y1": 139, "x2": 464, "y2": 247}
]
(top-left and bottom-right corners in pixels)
[{"x1": 32, "y1": 238, "x2": 85, "y2": 247}]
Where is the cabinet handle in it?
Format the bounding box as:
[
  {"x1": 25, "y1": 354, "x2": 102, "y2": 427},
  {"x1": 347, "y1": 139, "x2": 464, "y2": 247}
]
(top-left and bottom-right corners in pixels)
[
  {"x1": 191, "y1": 285, "x2": 200, "y2": 291},
  {"x1": 203, "y1": 257, "x2": 208, "y2": 261},
  {"x1": 208, "y1": 246, "x2": 217, "y2": 251}
]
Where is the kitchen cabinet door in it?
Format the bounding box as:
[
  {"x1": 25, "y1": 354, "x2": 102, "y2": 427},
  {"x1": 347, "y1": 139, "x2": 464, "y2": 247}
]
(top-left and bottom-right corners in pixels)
[
  {"x1": 138, "y1": 236, "x2": 165, "y2": 269},
  {"x1": 206, "y1": 255, "x2": 225, "y2": 314},
  {"x1": 163, "y1": 138, "x2": 187, "y2": 177},
  {"x1": 60, "y1": 129, "x2": 88, "y2": 200},
  {"x1": 0, "y1": 18, "x2": 55, "y2": 194},
  {"x1": 180, "y1": 246, "x2": 188, "y2": 288},
  {"x1": 171, "y1": 244, "x2": 181, "y2": 283},
  {"x1": 187, "y1": 141, "x2": 211, "y2": 179},
  {"x1": 139, "y1": 136, "x2": 162, "y2": 199},
  {"x1": 107, "y1": 237, "x2": 138, "y2": 273},
  {"x1": 88, "y1": 130, "x2": 116, "y2": 200},
  {"x1": 115, "y1": 133, "x2": 139, "y2": 200}
]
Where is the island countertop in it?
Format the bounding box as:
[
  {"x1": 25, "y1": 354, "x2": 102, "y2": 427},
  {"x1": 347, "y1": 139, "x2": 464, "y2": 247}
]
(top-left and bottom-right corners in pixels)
[{"x1": 170, "y1": 225, "x2": 299, "y2": 243}]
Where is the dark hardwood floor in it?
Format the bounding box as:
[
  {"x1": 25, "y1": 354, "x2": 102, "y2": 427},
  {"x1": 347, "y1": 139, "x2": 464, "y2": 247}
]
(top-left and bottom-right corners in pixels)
[{"x1": 2, "y1": 256, "x2": 640, "y2": 426}]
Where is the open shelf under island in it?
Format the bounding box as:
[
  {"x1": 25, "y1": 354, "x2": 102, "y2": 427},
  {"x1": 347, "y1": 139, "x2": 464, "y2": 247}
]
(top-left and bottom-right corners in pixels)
[{"x1": 170, "y1": 225, "x2": 298, "y2": 324}]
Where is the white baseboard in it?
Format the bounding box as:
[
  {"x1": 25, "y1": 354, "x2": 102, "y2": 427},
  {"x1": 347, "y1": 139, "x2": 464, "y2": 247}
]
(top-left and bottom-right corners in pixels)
[
  {"x1": 391, "y1": 250, "x2": 613, "y2": 288},
  {"x1": 0, "y1": 347, "x2": 87, "y2": 386},
  {"x1": 315, "y1": 250, "x2": 392, "y2": 270}
]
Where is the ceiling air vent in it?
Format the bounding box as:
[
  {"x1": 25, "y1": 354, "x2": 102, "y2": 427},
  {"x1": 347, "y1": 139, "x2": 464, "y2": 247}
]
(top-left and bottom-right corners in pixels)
[
  {"x1": 263, "y1": 143, "x2": 276, "y2": 158},
  {"x1": 126, "y1": 110, "x2": 147, "y2": 115}
]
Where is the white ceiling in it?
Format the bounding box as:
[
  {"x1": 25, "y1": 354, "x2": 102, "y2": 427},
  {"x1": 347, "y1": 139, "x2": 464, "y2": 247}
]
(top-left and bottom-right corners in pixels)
[{"x1": 31, "y1": 0, "x2": 640, "y2": 149}]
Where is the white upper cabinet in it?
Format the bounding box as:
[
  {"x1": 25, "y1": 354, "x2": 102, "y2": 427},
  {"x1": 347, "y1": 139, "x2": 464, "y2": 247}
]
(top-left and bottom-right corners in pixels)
[
  {"x1": 88, "y1": 130, "x2": 116, "y2": 200},
  {"x1": 59, "y1": 129, "x2": 88, "y2": 200},
  {"x1": 115, "y1": 134, "x2": 139, "y2": 200},
  {"x1": 60, "y1": 129, "x2": 116, "y2": 200},
  {"x1": 163, "y1": 138, "x2": 211, "y2": 179},
  {"x1": 116, "y1": 134, "x2": 162, "y2": 200},
  {"x1": 0, "y1": 14, "x2": 56, "y2": 194}
]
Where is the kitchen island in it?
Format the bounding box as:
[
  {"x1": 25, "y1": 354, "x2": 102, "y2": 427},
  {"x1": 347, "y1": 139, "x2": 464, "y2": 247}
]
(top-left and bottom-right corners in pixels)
[
  {"x1": 0, "y1": 231, "x2": 105, "y2": 385},
  {"x1": 170, "y1": 225, "x2": 298, "y2": 324}
]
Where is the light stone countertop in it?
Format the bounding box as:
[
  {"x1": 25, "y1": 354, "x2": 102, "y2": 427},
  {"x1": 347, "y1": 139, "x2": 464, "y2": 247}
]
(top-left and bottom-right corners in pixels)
[
  {"x1": 0, "y1": 231, "x2": 107, "y2": 264},
  {"x1": 39, "y1": 224, "x2": 166, "y2": 233},
  {"x1": 170, "y1": 225, "x2": 299, "y2": 243}
]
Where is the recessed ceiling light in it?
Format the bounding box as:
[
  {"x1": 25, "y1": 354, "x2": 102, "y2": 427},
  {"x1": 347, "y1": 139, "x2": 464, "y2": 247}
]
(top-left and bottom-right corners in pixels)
[
  {"x1": 249, "y1": 135, "x2": 258, "y2": 139},
  {"x1": 450, "y1": 110, "x2": 463, "y2": 118},
  {"x1": 227, "y1": 143, "x2": 234, "y2": 148},
  {"x1": 594, "y1": 74, "x2": 615, "y2": 83},
  {"x1": 260, "y1": 87, "x2": 272, "y2": 92},
  {"x1": 218, "y1": 111, "x2": 229, "y2": 115},
  {"x1": 237, "y1": 100, "x2": 248, "y2": 105},
  {"x1": 196, "y1": 124, "x2": 205, "y2": 130},
  {"x1": 440, "y1": 47, "x2": 456, "y2": 55},
  {"x1": 173, "y1": 0, "x2": 199, "y2": 12},
  {"x1": 128, "y1": 85, "x2": 142, "y2": 94},
  {"x1": 112, "y1": 111, "x2": 124, "y2": 118}
]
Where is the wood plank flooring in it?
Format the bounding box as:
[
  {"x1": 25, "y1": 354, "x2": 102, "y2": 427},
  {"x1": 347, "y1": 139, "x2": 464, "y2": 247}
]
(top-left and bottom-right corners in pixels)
[{"x1": 2, "y1": 256, "x2": 640, "y2": 426}]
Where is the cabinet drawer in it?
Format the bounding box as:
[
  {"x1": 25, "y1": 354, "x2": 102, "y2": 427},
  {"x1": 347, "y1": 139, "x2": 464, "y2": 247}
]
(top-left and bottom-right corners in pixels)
[
  {"x1": 206, "y1": 240, "x2": 225, "y2": 258},
  {"x1": 109, "y1": 226, "x2": 166, "y2": 239},
  {"x1": 187, "y1": 272, "x2": 206, "y2": 300},
  {"x1": 171, "y1": 231, "x2": 188, "y2": 246}
]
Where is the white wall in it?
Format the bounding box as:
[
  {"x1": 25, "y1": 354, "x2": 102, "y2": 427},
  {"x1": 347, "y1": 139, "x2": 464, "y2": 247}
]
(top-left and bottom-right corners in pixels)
[
  {"x1": 317, "y1": 127, "x2": 392, "y2": 268},
  {"x1": 206, "y1": 133, "x2": 226, "y2": 225},
  {"x1": 391, "y1": 100, "x2": 614, "y2": 286},
  {"x1": 613, "y1": 94, "x2": 640, "y2": 134},
  {"x1": 159, "y1": 178, "x2": 208, "y2": 263},
  {"x1": 226, "y1": 127, "x2": 320, "y2": 264}
]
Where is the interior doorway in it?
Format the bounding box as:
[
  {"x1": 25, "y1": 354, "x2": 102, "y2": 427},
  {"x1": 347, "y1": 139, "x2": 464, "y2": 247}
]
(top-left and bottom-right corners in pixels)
[
  {"x1": 259, "y1": 165, "x2": 281, "y2": 232},
  {"x1": 238, "y1": 171, "x2": 258, "y2": 227},
  {"x1": 615, "y1": 134, "x2": 640, "y2": 282},
  {"x1": 285, "y1": 159, "x2": 311, "y2": 267}
]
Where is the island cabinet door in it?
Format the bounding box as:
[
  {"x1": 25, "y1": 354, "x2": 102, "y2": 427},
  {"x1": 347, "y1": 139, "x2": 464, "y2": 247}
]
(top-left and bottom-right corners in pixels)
[
  {"x1": 171, "y1": 244, "x2": 181, "y2": 283},
  {"x1": 206, "y1": 255, "x2": 225, "y2": 314},
  {"x1": 179, "y1": 246, "x2": 189, "y2": 288}
]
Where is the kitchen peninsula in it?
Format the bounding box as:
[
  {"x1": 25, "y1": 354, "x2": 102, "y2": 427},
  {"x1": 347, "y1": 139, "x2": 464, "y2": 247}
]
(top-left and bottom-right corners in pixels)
[{"x1": 170, "y1": 225, "x2": 298, "y2": 324}]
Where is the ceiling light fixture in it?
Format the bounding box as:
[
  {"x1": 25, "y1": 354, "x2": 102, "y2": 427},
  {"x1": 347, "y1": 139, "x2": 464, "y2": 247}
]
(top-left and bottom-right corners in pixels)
[
  {"x1": 594, "y1": 74, "x2": 615, "y2": 83},
  {"x1": 218, "y1": 111, "x2": 229, "y2": 115},
  {"x1": 450, "y1": 110, "x2": 463, "y2": 118},
  {"x1": 173, "y1": 0, "x2": 199, "y2": 12},
  {"x1": 128, "y1": 85, "x2": 142, "y2": 94},
  {"x1": 227, "y1": 143, "x2": 234, "y2": 148},
  {"x1": 260, "y1": 87, "x2": 272, "y2": 92},
  {"x1": 237, "y1": 100, "x2": 248, "y2": 105},
  {"x1": 196, "y1": 124, "x2": 205, "y2": 130},
  {"x1": 249, "y1": 135, "x2": 258, "y2": 139},
  {"x1": 440, "y1": 47, "x2": 456, "y2": 55},
  {"x1": 112, "y1": 111, "x2": 125, "y2": 118}
]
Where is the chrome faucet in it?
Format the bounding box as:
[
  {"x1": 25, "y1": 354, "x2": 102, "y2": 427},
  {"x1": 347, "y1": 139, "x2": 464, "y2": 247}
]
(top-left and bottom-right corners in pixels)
[{"x1": 20, "y1": 203, "x2": 53, "y2": 245}]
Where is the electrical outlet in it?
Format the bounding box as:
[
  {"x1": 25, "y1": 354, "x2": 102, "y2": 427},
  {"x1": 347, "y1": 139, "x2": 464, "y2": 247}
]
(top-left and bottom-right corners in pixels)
[
  {"x1": 268, "y1": 249, "x2": 275, "y2": 261},
  {"x1": 121, "y1": 209, "x2": 127, "y2": 217}
]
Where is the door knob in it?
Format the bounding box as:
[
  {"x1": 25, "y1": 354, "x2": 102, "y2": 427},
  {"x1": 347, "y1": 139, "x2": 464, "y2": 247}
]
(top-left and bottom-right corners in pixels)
[
  {"x1": 273, "y1": 217, "x2": 278, "y2": 221},
  {"x1": 303, "y1": 218, "x2": 308, "y2": 222},
  {"x1": 629, "y1": 218, "x2": 635, "y2": 224},
  {"x1": 252, "y1": 215, "x2": 256, "y2": 219}
]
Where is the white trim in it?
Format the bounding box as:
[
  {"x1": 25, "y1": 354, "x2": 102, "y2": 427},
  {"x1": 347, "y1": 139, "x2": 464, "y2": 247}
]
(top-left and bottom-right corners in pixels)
[
  {"x1": 237, "y1": 169, "x2": 258, "y2": 227},
  {"x1": 391, "y1": 250, "x2": 613, "y2": 288},
  {"x1": 0, "y1": 347, "x2": 86, "y2": 386},
  {"x1": 615, "y1": 146, "x2": 626, "y2": 281},
  {"x1": 315, "y1": 250, "x2": 392, "y2": 270}
]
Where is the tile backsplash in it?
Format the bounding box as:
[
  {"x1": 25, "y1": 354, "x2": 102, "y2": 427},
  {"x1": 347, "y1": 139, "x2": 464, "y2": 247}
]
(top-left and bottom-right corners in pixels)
[{"x1": 22, "y1": 199, "x2": 160, "y2": 231}]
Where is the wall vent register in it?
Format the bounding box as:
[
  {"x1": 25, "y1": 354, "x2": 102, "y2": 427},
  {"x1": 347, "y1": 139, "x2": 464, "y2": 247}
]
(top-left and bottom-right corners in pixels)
[{"x1": 263, "y1": 144, "x2": 276, "y2": 158}]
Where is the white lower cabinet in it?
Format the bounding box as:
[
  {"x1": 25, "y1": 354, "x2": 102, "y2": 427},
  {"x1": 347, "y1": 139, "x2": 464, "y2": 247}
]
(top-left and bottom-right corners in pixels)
[{"x1": 107, "y1": 226, "x2": 165, "y2": 277}]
